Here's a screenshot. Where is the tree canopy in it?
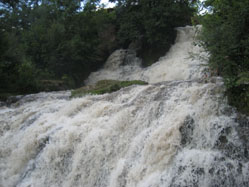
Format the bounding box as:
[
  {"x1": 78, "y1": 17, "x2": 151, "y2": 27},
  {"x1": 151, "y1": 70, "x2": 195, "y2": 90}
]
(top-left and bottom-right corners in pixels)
[{"x1": 0, "y1": 0, "x2": 194, "y2": 95}]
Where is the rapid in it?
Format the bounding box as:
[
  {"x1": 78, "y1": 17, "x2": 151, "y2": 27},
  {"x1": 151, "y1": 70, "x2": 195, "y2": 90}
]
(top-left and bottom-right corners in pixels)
[{"x1": 0, "y1": 26, "x2": 248, "y2": 187}]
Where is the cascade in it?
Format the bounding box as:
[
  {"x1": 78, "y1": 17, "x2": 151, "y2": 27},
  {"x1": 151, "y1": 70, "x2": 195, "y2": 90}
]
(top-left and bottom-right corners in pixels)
[{"x1": 0, "y1": 26, "x2": 248, "y2": 187}]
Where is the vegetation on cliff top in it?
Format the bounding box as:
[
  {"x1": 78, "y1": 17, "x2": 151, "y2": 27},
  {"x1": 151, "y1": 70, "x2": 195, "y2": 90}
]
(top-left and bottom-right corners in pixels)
[{"x1": 0, "y1": 0, "x2": 195, "y2": 96}]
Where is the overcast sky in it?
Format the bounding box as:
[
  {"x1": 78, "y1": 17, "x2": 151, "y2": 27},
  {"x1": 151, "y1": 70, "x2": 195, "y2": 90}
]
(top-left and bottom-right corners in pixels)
[{"x1": 100, "y1": 0, "x2": 116, "y2": 8}]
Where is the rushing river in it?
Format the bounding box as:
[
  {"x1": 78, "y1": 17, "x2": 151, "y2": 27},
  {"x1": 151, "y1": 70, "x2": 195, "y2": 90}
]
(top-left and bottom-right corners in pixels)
[{"x1": 0, "y1": 26, "x2": 248, "y2": 187}]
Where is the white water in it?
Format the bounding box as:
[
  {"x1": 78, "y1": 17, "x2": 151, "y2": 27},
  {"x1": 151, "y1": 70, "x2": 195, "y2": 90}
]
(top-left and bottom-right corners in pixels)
[
  {"x1": 85, "y1": 26, "x2": 206, "y2": 85},
  {"x1": 0, "y1": 26, "x2": 248, "y2": 187}
]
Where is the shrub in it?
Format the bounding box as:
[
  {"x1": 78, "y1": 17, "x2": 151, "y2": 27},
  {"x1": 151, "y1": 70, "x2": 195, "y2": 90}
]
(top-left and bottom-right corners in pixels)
[{"x1": 199, "y1": 0, "x2": 249, "y2": 114}]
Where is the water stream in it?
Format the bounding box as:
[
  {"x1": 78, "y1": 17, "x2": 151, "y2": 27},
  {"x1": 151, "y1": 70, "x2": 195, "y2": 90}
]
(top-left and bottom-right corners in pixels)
[{"x1": 0, "y1": 26, "x2": 248, "y2": 187}]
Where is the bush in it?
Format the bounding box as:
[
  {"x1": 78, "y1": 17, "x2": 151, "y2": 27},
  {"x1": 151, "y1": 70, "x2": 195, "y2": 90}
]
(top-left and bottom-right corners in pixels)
[
  {"x1": 199, "y1": 0, "x2": 249, "y2": 114},
  {"x1": 17, "y1": 59, "x2": 39, "y2": 93}
]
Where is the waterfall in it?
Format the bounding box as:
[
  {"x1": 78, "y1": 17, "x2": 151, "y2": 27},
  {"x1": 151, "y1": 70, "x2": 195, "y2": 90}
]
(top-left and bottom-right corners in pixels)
[
  {"x1": 85, "y1": 26, "x2": 205, "y2": 85},
  {"x1": 0, "y1": 26, "x2": 248, "y2": 187}
]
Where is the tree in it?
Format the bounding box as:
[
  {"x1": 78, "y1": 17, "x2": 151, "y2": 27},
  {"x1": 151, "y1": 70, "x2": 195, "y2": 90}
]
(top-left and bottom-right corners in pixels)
[
  {"x1": 0, "y1": 0, "x2": 195, "y2": 95},
  {"x1": 113, "y1": 0, "x2": 195, "y2": 66},
  {"x1": 200, "y1": 0, "x2": 249, "y2": 113}
]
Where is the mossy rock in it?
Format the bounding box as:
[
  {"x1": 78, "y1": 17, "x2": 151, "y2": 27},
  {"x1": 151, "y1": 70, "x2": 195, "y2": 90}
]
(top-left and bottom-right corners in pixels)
[
  {"x1": 71, "y1": 80, "x2": 148, "y2": 98},
  {"x1": 0, "y1": 92, "x2": 19, "y2": 102}
]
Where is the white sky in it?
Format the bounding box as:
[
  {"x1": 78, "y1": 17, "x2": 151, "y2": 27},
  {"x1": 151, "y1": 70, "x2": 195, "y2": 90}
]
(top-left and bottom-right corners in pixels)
[{"x1": 100, "y1": 0, "x2": 116, "y2": 8}]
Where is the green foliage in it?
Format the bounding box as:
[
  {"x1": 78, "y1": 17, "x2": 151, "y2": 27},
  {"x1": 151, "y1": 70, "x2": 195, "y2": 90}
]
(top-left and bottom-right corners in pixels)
[
  {"x1": 0, "y1": 0, "x2": 194, "y2": 96},
  {"x1": 0, "y1": 0, "x2": 117, "y2": 94},
  {"x1": 114, "y1": 0, "x2": 195, "y2": 66},
  {"x1": 71, "y1": 79, "x2": 148, "y2": 97},
  {"x1": 61, "y1": 74, "x2": 76, "y2": 88},
  {"x1": 199, "y1": 0, "x2": 249, "y2": 114},
  {"x1": 17, "y1": 59, "x2": 39, "y2": 92}
]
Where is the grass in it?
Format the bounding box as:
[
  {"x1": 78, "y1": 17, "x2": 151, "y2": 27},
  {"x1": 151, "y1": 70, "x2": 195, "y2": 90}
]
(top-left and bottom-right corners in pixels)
[{"x1": 71, "y1": 80, "x2": 148, "y2": 98}]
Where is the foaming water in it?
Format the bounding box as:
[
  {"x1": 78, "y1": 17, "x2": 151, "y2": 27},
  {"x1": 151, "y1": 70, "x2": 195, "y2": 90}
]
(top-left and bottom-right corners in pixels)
[
  {"x1": 0, "y1": 26, "x2": 248, "y2": 187},
  {"x1": 85, "y1": 26, "x2": 206, "y2": 85}
]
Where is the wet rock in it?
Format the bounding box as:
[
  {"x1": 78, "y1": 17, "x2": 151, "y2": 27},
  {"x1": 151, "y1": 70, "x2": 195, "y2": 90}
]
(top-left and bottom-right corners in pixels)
[
  {"x1": 214, "y1": 115, "x2": 249, "y2": 162},
  {"x1": 0, "y1": 101, "x2": 5, "y2": 107},
  {"x1": 169, "y1": 155, "x2": 248, "y2": 187},
  {"x1": 0, "y1": 121, "x2": 10, "y2": 136},
  {"x1": 236, "y1": 115, "x2": 249, "y2": 143},
  {"x1": 103, "y1": 49, "x2": 127, "y2": 70},
  {"x1": 123, "y1": 50, "x2": 142, "y2": 67},
  {"x1": 235, "y1": 115, "x2": 249, "y2": 160},
  {"x1": 206, "y1": 160, "x2": 248, "y2": 187},
  {"x1": 6, "y1": 95, "x2": 24, "y2": 105},
  {"x1": 128, "y1": 39, "x2": 142, "y2": 51},
  {"x1": 170, "y1": 166, "x2": 205, "y2": 187},
  {"x1": 180, "y1": 116, "x2": 195, "y2": 146}
]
